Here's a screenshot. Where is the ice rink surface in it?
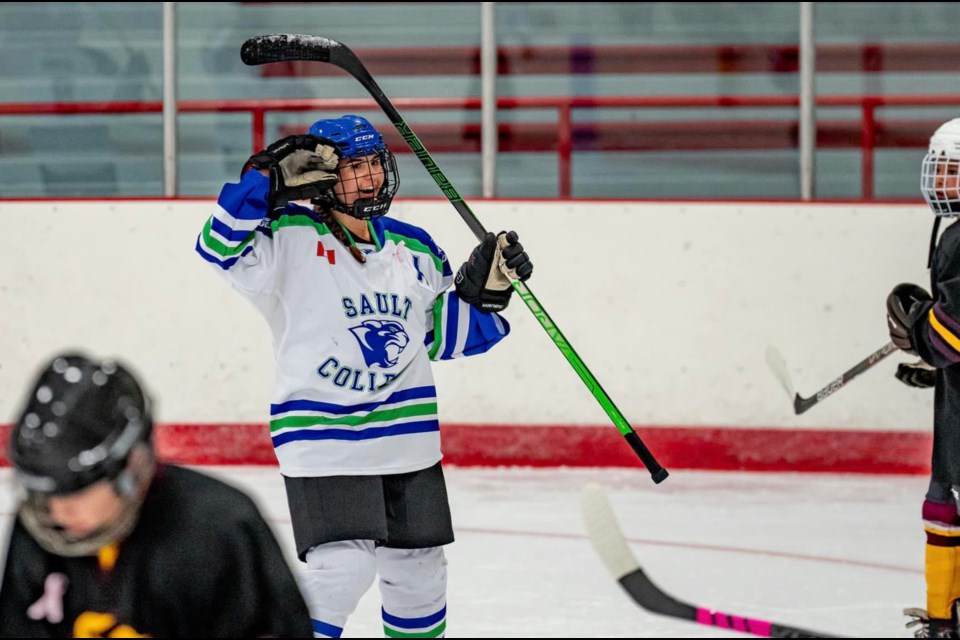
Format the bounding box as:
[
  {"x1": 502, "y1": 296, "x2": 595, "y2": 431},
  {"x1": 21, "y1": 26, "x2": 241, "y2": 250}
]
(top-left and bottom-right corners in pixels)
[{"x1": 0, "y1": 466, "x2": 927, "y2": 638}]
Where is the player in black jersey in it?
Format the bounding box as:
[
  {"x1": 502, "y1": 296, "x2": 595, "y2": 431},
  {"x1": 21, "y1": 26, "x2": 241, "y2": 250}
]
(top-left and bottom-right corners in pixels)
[
  {"x1": 0, "y1": 352, "x2": 313, "y2": 638},
  {"x1": 887, "y1": 119, "x2": 960, "y2": 638}
]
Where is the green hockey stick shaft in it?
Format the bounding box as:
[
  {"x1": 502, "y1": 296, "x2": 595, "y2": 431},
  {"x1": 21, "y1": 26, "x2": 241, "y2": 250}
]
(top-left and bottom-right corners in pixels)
[{"x1": 241, "y1": 34, "x2": 668, "y2": 484}]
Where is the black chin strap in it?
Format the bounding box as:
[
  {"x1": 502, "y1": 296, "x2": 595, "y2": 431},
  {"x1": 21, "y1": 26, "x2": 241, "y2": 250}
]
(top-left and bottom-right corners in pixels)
[{"x1": 929, "y1": 216, "x2": 942, "y2": 269}]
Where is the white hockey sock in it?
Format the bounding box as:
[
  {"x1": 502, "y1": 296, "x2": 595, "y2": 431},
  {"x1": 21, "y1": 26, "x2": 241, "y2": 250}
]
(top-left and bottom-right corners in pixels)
[
  {"x1": 302, "y1": 540, "x2": 377, "y2": 638},
  {"x1": 377, "y1": 546, "x2": 448, "y2": 638}
]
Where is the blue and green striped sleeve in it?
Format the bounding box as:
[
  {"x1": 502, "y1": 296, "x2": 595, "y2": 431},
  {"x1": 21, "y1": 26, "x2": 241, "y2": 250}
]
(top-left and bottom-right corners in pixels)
[
  {"x1": 196, "y1": 171, "x2": 271, "y2": 271},
  {"x1": 196, "y1": 171, "x2": 282, "y2": 294},
  {"x1": 425, "y1": 290, "x2": 510, "y2": 361}
]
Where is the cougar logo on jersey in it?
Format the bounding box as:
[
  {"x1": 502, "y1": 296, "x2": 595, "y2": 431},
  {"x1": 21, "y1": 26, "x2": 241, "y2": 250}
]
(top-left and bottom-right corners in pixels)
[{"x1": 349, "y1": 320, "x2": 410, "y2": 368}]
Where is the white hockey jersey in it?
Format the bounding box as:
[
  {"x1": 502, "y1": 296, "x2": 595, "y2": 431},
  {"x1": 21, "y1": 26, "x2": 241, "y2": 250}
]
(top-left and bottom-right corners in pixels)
[{"x1": 196, "y1": 172, "x2": 510, "y2": 477}]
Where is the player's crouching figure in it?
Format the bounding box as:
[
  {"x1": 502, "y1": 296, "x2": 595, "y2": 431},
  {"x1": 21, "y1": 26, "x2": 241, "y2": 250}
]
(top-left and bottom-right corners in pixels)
[
  {"x1": 0, "y1": 353, "x2": 313, "y2": 637},
  {"x1": 887, "y1": 119, "x2": 960, "y2": 639}
]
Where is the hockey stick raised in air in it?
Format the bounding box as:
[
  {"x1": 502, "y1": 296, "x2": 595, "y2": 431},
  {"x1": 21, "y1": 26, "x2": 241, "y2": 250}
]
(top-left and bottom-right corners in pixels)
[
  {"x1": 764, "y1": 342, "x2": 897, "y2": 415},
  {"x1": 240, "y1": 34, "x2": 668, "y2": 484},
  {"x1": 580, "y1": 483, "x2": 840, "y2": 638}
]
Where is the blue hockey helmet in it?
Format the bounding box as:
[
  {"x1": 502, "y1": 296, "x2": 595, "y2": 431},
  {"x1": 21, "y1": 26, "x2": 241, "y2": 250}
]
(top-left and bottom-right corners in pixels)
[
  {"x1": 309, "y1": 114, "x2": 386, "y2": 159},
  {"x1": 308, "y1": 115, "x2": 399, "y2": 219}
]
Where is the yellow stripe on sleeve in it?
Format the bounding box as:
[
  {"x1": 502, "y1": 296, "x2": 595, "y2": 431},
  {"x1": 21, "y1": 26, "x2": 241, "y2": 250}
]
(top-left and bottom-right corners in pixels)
[{"x1": 929, "y1": 308, "x2": 960, "y2": 353}]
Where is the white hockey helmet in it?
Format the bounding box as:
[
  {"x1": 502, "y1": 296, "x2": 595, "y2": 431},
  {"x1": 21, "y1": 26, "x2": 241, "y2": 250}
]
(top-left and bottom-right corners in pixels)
[{"x1": 921, "y1": 118, "x2": 960, "y2": 216}]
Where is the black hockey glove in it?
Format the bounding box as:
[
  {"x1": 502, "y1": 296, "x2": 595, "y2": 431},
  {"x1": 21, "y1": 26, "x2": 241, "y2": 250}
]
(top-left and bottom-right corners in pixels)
[
  {"x1": 886, "y1": 282, "x2": 932, "y2": 355},
  {"x1": 243, "y1": 134, "x2": 341, "y2": 212},
  {"x1": 895, "y1": 359, "x2": 936, "y2": 388},
  {"x1": 455, "y1": 231, "x2": 533, "y2": 313}
]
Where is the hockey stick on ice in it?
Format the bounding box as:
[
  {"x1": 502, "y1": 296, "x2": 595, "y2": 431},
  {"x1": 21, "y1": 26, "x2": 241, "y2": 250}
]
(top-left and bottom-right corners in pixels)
[
  {"x1": 765, "y1": 342, "x2": 897, "y2": 415},
  {"x1": 240, "y1": 34, "x2": 668, "y2": 484},
  {"x1": 580, "y1": 483, "x2": 841, "y2": 638}
]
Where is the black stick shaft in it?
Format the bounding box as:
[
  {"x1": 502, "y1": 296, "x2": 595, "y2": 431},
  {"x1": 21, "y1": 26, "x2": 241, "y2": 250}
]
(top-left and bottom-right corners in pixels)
[
  {"x1": 793, "y1": 342, "x2": 897, "y2": 414},
  {"x1": 620, "y1": 570, "x2": 838, "y2": 637}
]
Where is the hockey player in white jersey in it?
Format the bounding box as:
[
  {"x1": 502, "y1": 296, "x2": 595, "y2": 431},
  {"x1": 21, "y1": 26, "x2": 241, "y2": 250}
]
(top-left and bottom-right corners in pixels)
[{"x1": 196, "y1": 114, "x2": 533, "y2": 638}]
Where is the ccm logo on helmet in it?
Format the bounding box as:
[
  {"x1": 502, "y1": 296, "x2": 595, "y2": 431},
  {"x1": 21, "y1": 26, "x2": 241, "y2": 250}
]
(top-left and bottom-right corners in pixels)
[{"x1": 356, "y1": 134, "x2": 375, "y2": 141}]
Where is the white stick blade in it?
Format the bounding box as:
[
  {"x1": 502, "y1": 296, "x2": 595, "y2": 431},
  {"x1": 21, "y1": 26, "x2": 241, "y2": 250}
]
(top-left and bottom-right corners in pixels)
[
  {"x1": 764, "y1": 345, "x2": 796, "y2": 400},
  {"x1": 580, "y1": 483, "x2": 640, "y2": 580}
]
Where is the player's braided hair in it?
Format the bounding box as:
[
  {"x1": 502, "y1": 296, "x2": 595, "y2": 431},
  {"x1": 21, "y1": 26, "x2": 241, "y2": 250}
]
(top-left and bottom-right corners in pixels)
[{"x1": 312, "y1": 203, "x2": 366, "y2": 264}]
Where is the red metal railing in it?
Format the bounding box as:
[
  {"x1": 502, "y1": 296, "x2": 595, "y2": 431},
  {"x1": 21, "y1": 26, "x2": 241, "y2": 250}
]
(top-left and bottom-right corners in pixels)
[{"x1": 1, "y1": 95, "x2": 958, "y2": 198}]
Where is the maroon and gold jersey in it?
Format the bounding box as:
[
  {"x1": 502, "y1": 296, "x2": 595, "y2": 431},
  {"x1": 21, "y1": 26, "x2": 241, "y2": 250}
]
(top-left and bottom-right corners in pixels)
[{"x1": 910, "y1": 221, "x2": 960, "y2": 486}]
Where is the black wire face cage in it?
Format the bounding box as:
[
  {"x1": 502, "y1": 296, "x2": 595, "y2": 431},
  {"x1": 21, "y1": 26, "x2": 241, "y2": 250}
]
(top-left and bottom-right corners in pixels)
[
  {"x1": 922, "y1": 152, "x2": 960, "y2": 216},
  {"x1": 332, "y1": 149, "x2": 400, "y2": 220}
]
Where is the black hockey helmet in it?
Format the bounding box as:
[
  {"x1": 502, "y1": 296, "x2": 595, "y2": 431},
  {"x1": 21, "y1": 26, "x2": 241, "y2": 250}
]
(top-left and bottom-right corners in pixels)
[{"x1": 9, "y1": 353, "x2": 153, "y2": 496}]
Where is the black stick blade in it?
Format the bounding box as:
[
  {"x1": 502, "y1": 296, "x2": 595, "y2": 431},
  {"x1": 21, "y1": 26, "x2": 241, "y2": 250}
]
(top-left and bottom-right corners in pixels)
[
  {"x1": 794, "y1": 392, "x2": 820, "y2": 415},
  {"x1": 581, "y1": 484, "x2": 841, "y2": 638},
  {"x1": 241, "y1": 34, "x2": 339, "y2": 65}
]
